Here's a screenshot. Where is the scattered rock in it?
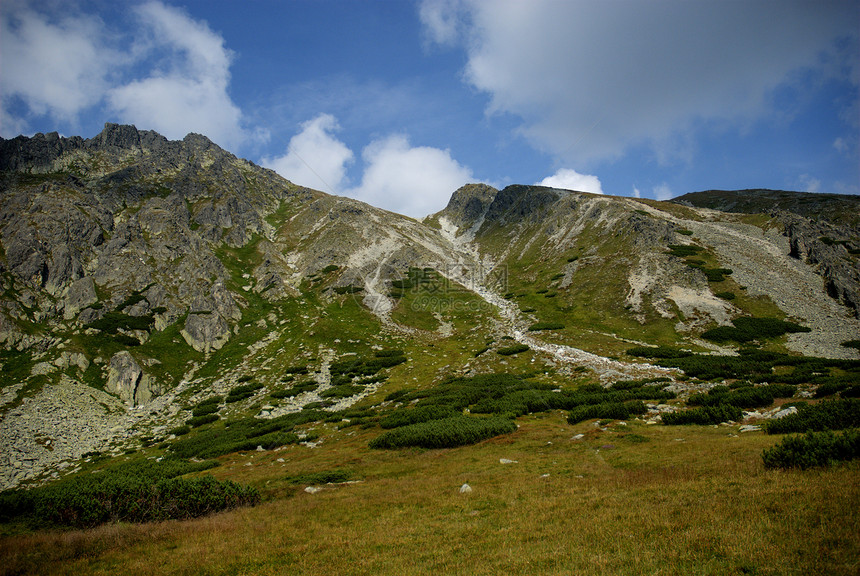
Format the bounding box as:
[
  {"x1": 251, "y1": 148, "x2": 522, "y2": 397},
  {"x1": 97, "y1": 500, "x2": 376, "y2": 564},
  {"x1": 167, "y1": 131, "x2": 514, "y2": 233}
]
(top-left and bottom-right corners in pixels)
[
  {"x1": 739, "y1": 425, "x2": 761, "y2": 433},
  {"x1": 772, "y1": 406, "x2": 798, "y2": 419},
  {"x1": 499, "y1": 458, "x2": 518, "y2": 464},
  {"x1": 459, "y1": 483, "x2": 473, "y2": 494}
]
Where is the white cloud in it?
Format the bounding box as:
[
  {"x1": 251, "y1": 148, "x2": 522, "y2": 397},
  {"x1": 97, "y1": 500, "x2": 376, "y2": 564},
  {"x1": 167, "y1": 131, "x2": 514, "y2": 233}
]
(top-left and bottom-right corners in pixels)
[
  {"x1": 262, "y1": 116, "x2": 474, "y2": 217},
  {"x1": 537, "y1": 168, "x2": 602, "y2": 194},
  {"x1": 420, "y1": 0, "x2": 859, "y2": 165},
  {"x1": 0, "y1": 2, "x2": 117, "y2": 127},
  {"x1": 797, "y1": 174, "x2": 822, "y2": 193},
  {"x1": 632, "y1": 186, "x2": 642, "y2": 199},
  {"x1": 107, "y1": 1, "x2": 246, "y2": 149},
  {"x1": 654, "y1": 184, "x2": 674, "y2": 201},
  {"x1": 1, "y1": 1, "x2": 249, "y2": 148},
  {"x1": 348, "y1": 134, "x2": 473, "y2": 218},
  {"x1": 261, "y1": 114, "x2": 354, "y2": 193}
]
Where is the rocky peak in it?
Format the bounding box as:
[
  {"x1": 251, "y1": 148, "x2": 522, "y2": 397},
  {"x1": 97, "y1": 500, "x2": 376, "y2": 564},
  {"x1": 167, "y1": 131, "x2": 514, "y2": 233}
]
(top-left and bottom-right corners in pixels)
[
  {"x1": 438, "y1": 183, "x2": 498, "y2": 229},
  {"x1": 483, "y1": 185, "x2": 569, "y2": 225}
]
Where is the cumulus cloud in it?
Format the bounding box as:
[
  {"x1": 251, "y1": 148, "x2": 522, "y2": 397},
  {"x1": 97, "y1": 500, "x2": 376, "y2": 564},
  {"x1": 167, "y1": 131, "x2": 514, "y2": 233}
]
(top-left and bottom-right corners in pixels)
[
  {"x1": 420, "y1": 0, "x2": 859, "y2": 165},
  {"x1": 261, "y1": 114, "x2": 354, "y2": 193},
  {"x1": 0, "y1": 2, "x2": 118, "y2": 126},
  {"x1": 107, "y1": 2, "x2": 246, "y2": 149},
  {"x1": 653, "y1": 184, "x2": 674, "y2": 201},
  {"x1": 348, "y1": 134, "x2": 474, "y2": 218},
  {"x1": 1, "y1": 1, "x2": 249, "y2": 147},
  {"x1": 263, "y1": 116, "x2": 474, "y2": 218},
  {"x1": 537, "y1": 169, "x2": 603, "y2": 194}
]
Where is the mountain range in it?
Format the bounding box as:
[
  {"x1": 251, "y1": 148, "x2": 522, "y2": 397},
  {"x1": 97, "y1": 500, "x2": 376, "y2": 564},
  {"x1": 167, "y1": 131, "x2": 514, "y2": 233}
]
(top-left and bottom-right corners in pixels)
[{"x1": 0, "y1": 123, "x2": 858, "y2": 490}]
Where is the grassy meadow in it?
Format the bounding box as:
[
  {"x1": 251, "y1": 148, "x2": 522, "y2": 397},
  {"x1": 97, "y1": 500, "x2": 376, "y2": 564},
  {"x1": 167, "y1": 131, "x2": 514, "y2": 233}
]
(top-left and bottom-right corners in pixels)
[{"x1": 2, "y1": 413, "x2": 857, "y2": 576}]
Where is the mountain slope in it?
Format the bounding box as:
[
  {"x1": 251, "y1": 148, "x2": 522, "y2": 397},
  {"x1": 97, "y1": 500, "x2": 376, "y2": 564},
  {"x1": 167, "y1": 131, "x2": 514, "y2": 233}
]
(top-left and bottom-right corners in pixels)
[{"x1": 1, "y1": 125, "x2": 858, "y2": 493}]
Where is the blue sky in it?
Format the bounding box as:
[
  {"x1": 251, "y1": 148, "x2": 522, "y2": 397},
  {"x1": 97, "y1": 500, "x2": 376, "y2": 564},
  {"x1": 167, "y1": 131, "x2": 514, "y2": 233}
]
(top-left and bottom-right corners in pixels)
[{"x1": 2, "y1": 0, "x2": 858, "y2": 217}]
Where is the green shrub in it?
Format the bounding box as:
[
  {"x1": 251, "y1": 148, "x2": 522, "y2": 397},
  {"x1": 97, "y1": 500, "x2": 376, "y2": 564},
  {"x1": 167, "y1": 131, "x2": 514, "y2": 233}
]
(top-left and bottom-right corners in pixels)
[
  {"x1": 187, "y1": 414, "x2": 219, "y2": 428},
  {"x1": 379, "y1": 405, "x2": 459, "y2": 429},
  {"x1": 320, "y1": 384, "x2": 364, "y2": 399},
  {"x1": 528, "y1": 322, "x2": 565, "y2": 331},
  {"x1": 169, "y1": 425, "x2": 191, "y2": 436},
  {"x1": 375, "y1": 349, "x2": 405, "y2": 358},
  {"x1": 677, "y1": 229, "x2": 694, "y2": 236},
  {"x1": 687, "y1": 384, "x2": 795, "y2": 409},
  {"x1": 321, "y1": 264, "x2": 340, "y2": 274},
  {"x1": 113, "y1": 333, "x2": 141, "y2": 346},
  {"x1": 715, "y1": 291, "x2": 736, "y2": 300},
  {"x1": 567, "y1": 401, "x2": 647, "y2": 424},
  {"x1": 226, "y1": 382, "x2": 264, "y2": 403},
  {"x1": 169, "y1": 412, "x2": 322, "y2": 459},
  {"x1": 702, "y1": 317, "x2": 810, "y2": 343},
  {"x1": 271, "y1": 380, "x2": 318, "y2": 398},
  {"x1": 0, "y1": 459, "x2": 257, "y2": 528},
  {"x1": 369, "y1": 415, "x2": 517, "y2": 449},
  {"x1": 288, "y1": 469, "x2": 352, "y2": 485},
  {"x1": 765, "y1": 399, "x2": 860, "y2": 434},
  {"x1": 333, "y1": 285, "x2": 363, "y2": 294},
  {"x1": 762, "y1": 429, "x2": 860, "y2": 469},
  {"x1": 667, "y1": 244, "x2": 702, "y2": 257},
  {"x1": 284, "y1": 365, "x2": 310, "y2": 375},
  {"x1": 842, "y1": 340, "x2": 860, "y2": 351},
  {"x1": 497, "y1": 344, "x2": 530, "y2": 356},
  {"x1": 662, "y1": 405, "x2": 743, "y2": 425},
  {"x1": 87, "y1": 312, "x2": 154, "y2": 334},
  {"x1": 191, "y1": 403, "x2": 220, "y2": 417}
]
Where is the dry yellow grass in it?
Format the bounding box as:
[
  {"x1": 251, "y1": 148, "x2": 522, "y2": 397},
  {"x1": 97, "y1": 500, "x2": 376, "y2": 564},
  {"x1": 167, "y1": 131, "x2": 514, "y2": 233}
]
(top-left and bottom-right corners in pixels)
[{"x1": 2, "y1": 415, "x2": 858, "y2": 576}]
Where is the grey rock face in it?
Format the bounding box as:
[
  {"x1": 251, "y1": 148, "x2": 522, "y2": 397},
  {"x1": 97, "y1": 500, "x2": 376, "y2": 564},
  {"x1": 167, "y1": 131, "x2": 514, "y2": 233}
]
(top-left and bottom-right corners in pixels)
[{"x1": 106, "y1": 351, "x2": 155, "y2": 406}]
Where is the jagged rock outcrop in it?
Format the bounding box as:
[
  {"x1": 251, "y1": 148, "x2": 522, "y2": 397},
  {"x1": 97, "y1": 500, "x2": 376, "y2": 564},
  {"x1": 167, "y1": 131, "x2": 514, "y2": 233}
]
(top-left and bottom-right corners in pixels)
[
  {"x1": 105, "y1": 351, "x2": 154, "y2": 406},
  {"x1": 438, "y1": 183, "x2": 498, "y2": 230}
]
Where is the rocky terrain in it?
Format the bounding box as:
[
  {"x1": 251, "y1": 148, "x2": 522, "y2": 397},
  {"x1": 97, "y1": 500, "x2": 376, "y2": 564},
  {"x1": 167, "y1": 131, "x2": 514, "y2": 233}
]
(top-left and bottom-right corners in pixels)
[{"x1": 1, "y1": 124, "x2": 858, "y2": 490}]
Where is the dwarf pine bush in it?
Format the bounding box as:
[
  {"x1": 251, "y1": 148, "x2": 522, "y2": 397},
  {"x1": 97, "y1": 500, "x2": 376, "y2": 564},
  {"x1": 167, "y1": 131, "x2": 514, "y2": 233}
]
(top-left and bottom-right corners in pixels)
[{"x1": 762, "y1": 429, "x2": 860, "y2": 469}]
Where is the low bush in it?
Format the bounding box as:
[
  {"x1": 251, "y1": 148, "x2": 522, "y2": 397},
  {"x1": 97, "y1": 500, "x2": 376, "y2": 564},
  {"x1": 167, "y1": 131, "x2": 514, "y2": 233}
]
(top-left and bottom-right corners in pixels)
[
  {"x1": 567, "y1": 401, "x2": 647, "y2": 424},
  {"x1": 113, "y1": 333, "x2": 141, "y2": 346},
  {"x1": 528, "y1": 322, "x2": 565, "y2": 331},
  {"x1": 288, "y1": 469, "x2": 352, "y2": 485},
  {"x1": 369, "y1": 415, "x2": 517, "y2": 449},
  {"x1": 271, "y1": 380, "x2": 319, "y2": 399},
  {"x1": 702, "y1": 317, "x2": 810, "y2": 343},
  {"x1": 374, "y1": 349, "x2": 405, "y2": 358},
  {"x1": 379, "y1": 405, "x2": 460, "y2": 429},
  {"x1": 283, "y1": 365, "x2": 310, "y2": 375},
  {"x1": 226, "y1": 382, "x2": 264, "y2": 403},
  {"x1": 0, "y1": 458, "x2": 257, "y2": 528},
  {"x1": 169, "y1": 425, "x2": 191, "y2": 436},
  {"x1": 765, "y1": 398, "x2": 860, "y2": 434},
  {"x1": 87, "y1": 311, "x2": 155, "y2": 334},
  {"x1": 169, "y1": 412, "x2": 323, "y2": 459},
  {"x1": 497, "y1": 344, "x2": 530, "y2": 356},
  {"x1": 687, "y1": 384, "x2": 795, "y2": 409},
  {"x1": 662, "y1": 405, "x2": 743, "y2": 425},
  {"x1": 762, "y1": 429, "x2": 860, "y2": 469},
  {"x1": 191, "y1": 403, "x2": 220, "y2": 417},
  {"x1": 320, "y1": 384, "x2": 364, "y2": 399},
  {"x1": 187, "y1": 414, "x2": 219, "y2": 428},
  {"x1": 667, "y1": 244, "x2": 702, "y2": 257}
]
